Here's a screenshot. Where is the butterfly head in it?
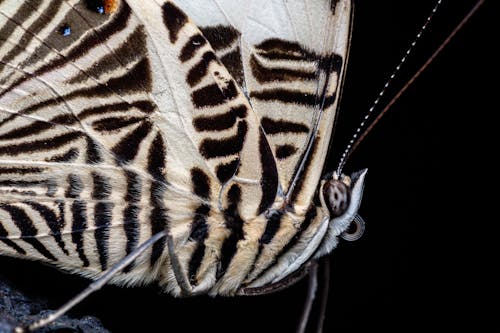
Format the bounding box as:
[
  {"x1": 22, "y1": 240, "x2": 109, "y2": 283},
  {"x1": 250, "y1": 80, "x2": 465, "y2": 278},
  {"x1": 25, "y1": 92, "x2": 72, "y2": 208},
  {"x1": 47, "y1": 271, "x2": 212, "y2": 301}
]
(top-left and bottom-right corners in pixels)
[{"x1": 315, "y1": 169, "x2": 367, "y2": 256}]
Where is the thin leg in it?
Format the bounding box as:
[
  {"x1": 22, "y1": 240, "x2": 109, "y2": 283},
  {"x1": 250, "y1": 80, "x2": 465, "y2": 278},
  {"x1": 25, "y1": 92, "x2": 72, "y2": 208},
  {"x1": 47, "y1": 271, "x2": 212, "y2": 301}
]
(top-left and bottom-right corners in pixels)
[
  {"x1": 17, "y1": 230, "x2": 168, "y2": 333},
  {"x1": 167, "y1": 234, "x2": 192, "y2": 296},
  {"x1": 315, "y1": 257, "x2": 330, "y2": 333},
  {"x1": 296, "y1": 260, "x2": 318, "y2": 333}
]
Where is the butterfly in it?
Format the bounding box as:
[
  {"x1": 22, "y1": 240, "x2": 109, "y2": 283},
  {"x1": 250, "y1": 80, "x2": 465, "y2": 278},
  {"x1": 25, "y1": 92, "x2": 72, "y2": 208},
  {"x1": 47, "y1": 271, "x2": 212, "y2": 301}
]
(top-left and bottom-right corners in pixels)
[
  {"x1": 2, "y1": 2, "x2": 488, "y2": 330},
  {"x1": 0, "y1": 0, "x2": 366, "y2": 314}
]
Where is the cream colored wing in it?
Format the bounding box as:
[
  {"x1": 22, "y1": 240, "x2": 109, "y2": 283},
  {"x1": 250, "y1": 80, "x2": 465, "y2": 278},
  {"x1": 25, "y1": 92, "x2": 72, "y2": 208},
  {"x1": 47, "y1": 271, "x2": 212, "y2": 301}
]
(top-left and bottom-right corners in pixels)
[
  {"x1": 176, "y1": 0, "x2": 352, "y2": 212},
  {"x1": 0, "y1": 0, "x2": 278, "y2": 291},
  {"x1": 175, "y1": 0, "x2": 353, "y2": 287}
]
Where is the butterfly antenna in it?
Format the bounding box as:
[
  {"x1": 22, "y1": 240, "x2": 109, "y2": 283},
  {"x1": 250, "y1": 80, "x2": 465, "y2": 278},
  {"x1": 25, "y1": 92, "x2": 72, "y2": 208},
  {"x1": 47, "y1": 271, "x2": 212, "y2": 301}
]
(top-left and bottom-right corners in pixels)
[
  {"x1": 16, "y1": 230, "x2": 168, "y2": 333},
  {"x1": 336, "y1": 0, "x2": 446, "y2": 175},
  {"x1": 340, "y1": 0, "x2": 485, "y2": 174}
]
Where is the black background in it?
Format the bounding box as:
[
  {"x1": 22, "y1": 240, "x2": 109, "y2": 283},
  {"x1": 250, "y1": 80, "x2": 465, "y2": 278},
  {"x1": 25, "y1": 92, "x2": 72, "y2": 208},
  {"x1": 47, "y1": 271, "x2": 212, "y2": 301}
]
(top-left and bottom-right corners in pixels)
[{"x1": 0, "y1": 0, "x2": 494, "y2": 332}]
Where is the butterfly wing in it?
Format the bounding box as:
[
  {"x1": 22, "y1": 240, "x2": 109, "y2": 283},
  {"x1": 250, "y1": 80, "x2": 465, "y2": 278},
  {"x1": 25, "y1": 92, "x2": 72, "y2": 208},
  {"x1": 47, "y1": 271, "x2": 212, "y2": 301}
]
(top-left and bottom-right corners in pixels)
[
  {"x1": 176, "y1": 0, "x2": 353, "y2": 285},
  {"x1": 0, "y1": 0, "x2": 278, "y2": 291},
  {"x1": 178, "y1": 0, "x2": 352, "y2": 210}
]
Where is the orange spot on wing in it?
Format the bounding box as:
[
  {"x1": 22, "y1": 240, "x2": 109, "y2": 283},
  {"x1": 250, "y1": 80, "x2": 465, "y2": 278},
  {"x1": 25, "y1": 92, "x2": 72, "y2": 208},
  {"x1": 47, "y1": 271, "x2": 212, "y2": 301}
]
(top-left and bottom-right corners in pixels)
[{"x1": 104, "y1": 0, "x2": 119, "y2": 14}]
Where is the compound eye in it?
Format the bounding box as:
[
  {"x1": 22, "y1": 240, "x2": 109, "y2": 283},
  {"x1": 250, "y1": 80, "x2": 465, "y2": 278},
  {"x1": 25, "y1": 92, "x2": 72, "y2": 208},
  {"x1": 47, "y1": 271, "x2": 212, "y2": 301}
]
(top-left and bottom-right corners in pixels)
[{"x1": 322, "y1": 179, "x2": 350, "y2": 218}]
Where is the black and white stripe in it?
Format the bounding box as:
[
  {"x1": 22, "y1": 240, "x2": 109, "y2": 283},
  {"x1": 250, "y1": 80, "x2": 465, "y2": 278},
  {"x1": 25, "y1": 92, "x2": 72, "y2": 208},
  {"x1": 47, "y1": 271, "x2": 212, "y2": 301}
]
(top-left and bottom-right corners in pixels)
[{"x1": 0, "y1": 0, "x2": 351, "y2": 298}]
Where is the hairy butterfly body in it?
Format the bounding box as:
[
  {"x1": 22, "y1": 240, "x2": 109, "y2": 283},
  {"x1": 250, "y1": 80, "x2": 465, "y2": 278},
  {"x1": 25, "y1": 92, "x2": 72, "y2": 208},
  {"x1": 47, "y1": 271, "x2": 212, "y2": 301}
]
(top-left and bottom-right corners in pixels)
[{"x1": 0, "y1": 0, "x2": 365, "y2": 302}]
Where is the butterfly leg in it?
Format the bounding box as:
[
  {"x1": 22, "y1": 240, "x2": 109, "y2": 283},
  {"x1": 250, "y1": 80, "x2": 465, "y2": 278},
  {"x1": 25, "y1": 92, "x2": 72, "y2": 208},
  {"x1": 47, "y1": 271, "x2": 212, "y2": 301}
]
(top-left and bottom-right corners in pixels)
[
  {"x1": 16, "y1": 231, "x2": 168, "y2": 333},
  {"x1": 315, "y1": 257, "x2": 331, "y2": 333},
  {"x1": 296, "y1": 260, "x2": 318, "y2": 333},
  {"x1": 167, "y1": 234, "x2": 193, "y2": 297},
  {"x1": 296, "y1": 257, "x2": 331, "y2": 333}
]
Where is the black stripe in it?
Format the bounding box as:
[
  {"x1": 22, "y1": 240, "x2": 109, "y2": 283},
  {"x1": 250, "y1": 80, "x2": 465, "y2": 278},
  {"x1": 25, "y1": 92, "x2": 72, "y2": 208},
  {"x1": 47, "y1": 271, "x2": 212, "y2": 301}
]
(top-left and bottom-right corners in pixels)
[
  {"x1": 260, "y1": 210, "x2": 284, "y2": 245},
  {"x1": 71, "y1": 57, "x2": 152, "y2": 97},
  {"x1": 0, "y1": 179, "x2": 57, "y2": 197},
  {"x1": 0, "y1": 204, "x2": 56, "y2": 261},
  {"x1": 276, "y1": 144, "x2": 298, "y2": 159},
  {"x1": 60, "y1": 2, "x2": 131, "y2": 68},
  {"x1": 147, "y1": 134, "x2": 167, "y2": 183},
  {"x1": 250, "y1": 55, "x2": 315, "y2": 83},
  {"x1": 0, "y1": 132, "x2": 82, "y2": 156},
  {"x1": 218, "y1": 185, "x2": 244, "y2": 279},
  {"x1": 251, "y1": 89, "x2": 336, "y2": 108},
  {"x1": 261, "y1": 117, "x2": 309, "y2": 135},
  {"x1": 112, "y1": 121, "x2": 152, "y2": 164},
  {"x1": 92, "y1": 172, "x2": 111, "y2": 200},
  {"x1": 257, "y1": 132, "x2": 278, "y2": 214},
  {"x1": 48, "y1": 148, "x2": 79, "y2": 163},
  {"x1": 0, "y1": 1, "x2": 40, "y2": 63},
  {"x1": 66, "y1": 174, "x2": 83, "y2": 198},
  {"x1": 220, "y1": 48, "x2": 244, "y2": 86},
  {"x1": 188, "y1": 204, "x2": 209, "y2": 285},
  {"x1": 199, "y1": 121, "x2": 247, "y2": 159},
  {"x1": 0, "y1": 180, "x2": 49, "y2": 187},
  {"x1": 148, "y1": 133, "x2": 168, "y2": 267},
  {"x1": 199, "y1": 25, "x2": 239, "y2": 51},
  {"x1": 318, "y1": 53, "x2": 343, "y2": 74},
  {"x1": 3, "y1": 98, "x2": 61, "y2": 123},
  {"x1": 188, "y1": 168, "x2": 211, "y2": 283},
  {"x1": 150, "y1": 206, "x2": 168, "y2": 268},
  {"x1": 7, "y1": 57, "x2": 152, "y2": 122},
  {"x1": 125, "y1": 170, "x2": 142, "y2": 203},
  {"x1": 216, "y1": 159, "x2": 239, "y2": 184},
  {"x1": 71, "y1": 200, "x2": 89, "y2": 267},
  {"x1": 0, "y1": 222, "x2": 26, "y2": 255},
  {"x1": 192, "y1": 105, "x2": 247, "y2": 132},
  {"x1": 191, "y1": 168, "x2": 211, "y2": 199},
  {"x1": 122, "y1": 204, "x2": 139, "y2": 273},
  {"x1": 179, "y1": 34, "x2": 207, "y2": 62},
  {"x1": 256, "y1": 39, "x2": 344, "y2": 76},
  {"x1": 79, "y1": 100, "x2": 156, "y2": 120},
  {"x1": 188, "y1": 168, "x2": 211, "y2": 282},
  {"x1": 186, "y1": 52, "x2": 218, "y2": 87},
  {"x1": 191, "y1": 81, "x2": 238, "y2": 108},
  {"x1": 255, "y1": 39, "x2": 311, "y2": 61},
  {"x1": 94, "y1": 202, "x2": 113, "y2": 271},
  {"x1": 122, "y1": 170, "x2": 141, "y2": 273},
  {"x1": 0, "y1": 3, "x2": 132, "y2": 99},
  {"x1": 86, "y1": 137, "x2": 103, "y2": 164},
  {"x1": 0, "y1": 114, "x2": 75, "y2": 140},
  {"x1": 188, "y1": 243, "x2": 205, "y2": 285},
  {"x1": 0, "y1": 167, "x2": 44, "y2": 175},
  {"x1": 162, "y1": 2, "x2": 188, "y2": 43},
  {"x1": 0, "y1": 0, "x2": 63, "y2": 66},
  {"x1": 67, "y1": 26, "x2": 147, "y2": 84},
  {"x1": 92, "y1": 116, "x2": 144, "y2": 132},
  {"x1": 26, "y1": 201, "x2": 68, "y2": 255},
  {"x1": 7, "y1": 190, "x2": 37, "y2": 196},
  {"x1": 192, "y1": 112, "x2": 236, "y2": 132}
]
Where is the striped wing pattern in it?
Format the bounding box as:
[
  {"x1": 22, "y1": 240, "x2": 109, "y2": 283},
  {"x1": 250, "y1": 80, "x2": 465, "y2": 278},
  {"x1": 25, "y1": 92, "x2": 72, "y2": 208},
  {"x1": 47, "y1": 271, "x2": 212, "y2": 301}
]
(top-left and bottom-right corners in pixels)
[
  {"x1": 177, "y1": 0, "x2": 353, "y2": 287},
  {"x1": 178, "y1": 0, "x2": 351, "y2": 202},
  {"x1": 0, "y1": 0, "x2": 351, "y2": 296}
]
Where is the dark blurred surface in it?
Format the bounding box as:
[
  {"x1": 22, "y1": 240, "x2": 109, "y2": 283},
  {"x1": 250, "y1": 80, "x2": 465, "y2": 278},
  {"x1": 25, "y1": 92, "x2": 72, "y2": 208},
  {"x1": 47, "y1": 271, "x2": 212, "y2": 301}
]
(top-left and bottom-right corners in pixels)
[
  {"x1": 0, "y1": 1, "x2": 493, "y2": 332},
  {"x1": 0, "y1": 277, "x2": 109, "y2": 333}
]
